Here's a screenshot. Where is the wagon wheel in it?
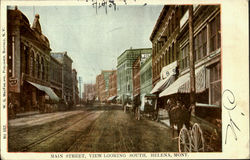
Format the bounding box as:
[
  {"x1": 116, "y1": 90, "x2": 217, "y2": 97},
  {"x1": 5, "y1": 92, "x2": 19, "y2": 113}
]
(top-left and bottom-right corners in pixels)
[
  {"x1": 190, "y1": 123, "x2": 205, "y2": 152},
  {"x1": 178, "y1": 126, "x2": 191, "y2": 152}
]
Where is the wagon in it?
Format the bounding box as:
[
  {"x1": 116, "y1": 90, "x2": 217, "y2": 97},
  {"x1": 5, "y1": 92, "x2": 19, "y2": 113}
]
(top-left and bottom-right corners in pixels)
[
  {"x1": 136, "y1": 93, "x2": 158, "y2": 120},
  {"x1": 176, "y1": 103, "x2": 221, "y2": 152}
]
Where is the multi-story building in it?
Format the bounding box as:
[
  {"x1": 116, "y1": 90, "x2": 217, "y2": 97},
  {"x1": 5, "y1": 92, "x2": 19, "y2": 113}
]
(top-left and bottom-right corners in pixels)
[
  {"x1": 151, "y1": 5, "x2": 221, "y2": 119},
  {"x1": 132, "y1": 56, "x2": 141, "y2": 98},
  {"x1": 108, "y1": 70, "x2": 117, "y2": 101},
  {"x1": 117, "y1": 48, "x2": 152, "y2": 103},
  {"x1": 150, "y1": 5, "x2": 182, "y2": 89},
  {"x1": 83, "y1": 84, "x2": 96, "y2": 101},
  {"x1": 95, "y1": 70, "x2": 113, "y2": 102},
  {"x1": 50, "y1": 55, "x2": 62, "y2": 98},
  {"x1": 72, "y1": 69, "x2": 79, "y2": 105},
  {"x1": 140, "y1": 55, "x2": 153, "y2": 97},
  {"x1": 96, "y1": 74, "x2": 102, "y2": 101},
  {"x1": 7, "y1": 8, "x2": 59, "y2": 113},
  {"x1": 51, "y1": 51, "x2": 73, "y2": 104}
]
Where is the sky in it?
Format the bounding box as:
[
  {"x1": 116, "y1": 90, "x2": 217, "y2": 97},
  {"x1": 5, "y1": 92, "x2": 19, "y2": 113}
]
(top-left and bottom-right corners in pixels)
[{"x1": 17, "y1": 5, "x2": 163, "y2": 84}]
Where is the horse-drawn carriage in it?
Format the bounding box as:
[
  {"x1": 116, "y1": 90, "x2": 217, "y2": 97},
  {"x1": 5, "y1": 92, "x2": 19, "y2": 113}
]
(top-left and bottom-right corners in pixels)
[
  {"x1": 135, "y1": 93, "x2": 158, "y2": 120},
  {"x1": 166, "y1": 98, "x2": 221, "y2": 152}
]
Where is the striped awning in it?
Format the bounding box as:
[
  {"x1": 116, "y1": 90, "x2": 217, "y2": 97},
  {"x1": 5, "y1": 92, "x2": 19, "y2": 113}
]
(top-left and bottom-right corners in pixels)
[
  {"x1": 159, "y1": 67, "x2": 206, "y2": 97},
  {"x1": 178, "y1": 67, "x2": 206, "y2": 93}
]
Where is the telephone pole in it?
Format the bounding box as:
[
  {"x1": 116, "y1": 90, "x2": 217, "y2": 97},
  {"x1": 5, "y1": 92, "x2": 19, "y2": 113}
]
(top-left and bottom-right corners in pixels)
[
  {"x1": 189, "y1": 5, "x2": 196, "y2": 115},
  {"x1": 79, "y1": 76, "x2": 82, "y2": 107}
]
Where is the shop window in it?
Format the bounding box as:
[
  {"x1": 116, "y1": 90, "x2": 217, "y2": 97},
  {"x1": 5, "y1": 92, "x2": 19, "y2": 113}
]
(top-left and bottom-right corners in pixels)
[
  {"x1": 209, "y1": 62, "x2": 221, "y2": 106},
  {"x1": 210, "y1": 14, "x2": 221, "y2": 52},
  {"x1": 181, "y1": 44, "x2": 189, "y2": 69}
]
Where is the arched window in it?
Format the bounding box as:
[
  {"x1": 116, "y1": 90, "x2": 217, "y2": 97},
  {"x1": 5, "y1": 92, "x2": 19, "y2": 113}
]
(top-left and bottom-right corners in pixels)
[
  {"x1": 30, "y1": 51, "x2": 35, "y2": 76},
  {"x1": 36, "y1": 55, "x2": 40, "y2": 78},
  {"x1": 41, "y1": 58, "x2": 45, "y2": 80},
  {"x1": 24, "y1": 46, "x2": 29, "y2": 74}
]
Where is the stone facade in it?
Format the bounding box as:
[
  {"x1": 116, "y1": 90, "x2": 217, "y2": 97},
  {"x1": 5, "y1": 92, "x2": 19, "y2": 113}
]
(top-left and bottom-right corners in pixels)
[
  {"x1": 51, "y1": 52, "x2": 73, "y2": 104},
  {"x1": 117, "y1": 48, "x2": 152, "y2": 103},
  {"x1": 50, "y1": 55, "x2": 62, "y2": 98},
  {"x1": 7, "y1": 8, "x2": 53, "y2": 113},
  {"x1": 140, "y1": 55, "x2": 152, "y2": 97}
]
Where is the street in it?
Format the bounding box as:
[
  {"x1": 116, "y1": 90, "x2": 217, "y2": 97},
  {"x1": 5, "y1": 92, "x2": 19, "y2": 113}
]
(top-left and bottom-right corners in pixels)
[{"x1": 8, "y1": 104, "x2": 178, "y2": 152}]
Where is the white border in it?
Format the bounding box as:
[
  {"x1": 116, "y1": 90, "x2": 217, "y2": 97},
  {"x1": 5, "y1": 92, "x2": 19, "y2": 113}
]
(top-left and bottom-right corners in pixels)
[{"x1": 1, "y1": 0, "x2": 249, "y2": 159}]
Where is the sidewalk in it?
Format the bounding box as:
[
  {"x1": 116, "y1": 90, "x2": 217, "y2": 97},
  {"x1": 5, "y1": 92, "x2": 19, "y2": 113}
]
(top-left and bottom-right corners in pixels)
[
  {"x1": 16, "y1": 111, "x2": 40, "y2": 118},
  {"x1": 158, "y1": 108, "x2": 171, "y2": 127}
]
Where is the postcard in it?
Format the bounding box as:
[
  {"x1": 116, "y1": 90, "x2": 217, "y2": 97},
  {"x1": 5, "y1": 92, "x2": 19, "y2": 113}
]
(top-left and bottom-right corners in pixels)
[{"x1": 0, "y1": 0, "x2": 249, "y2": 159}]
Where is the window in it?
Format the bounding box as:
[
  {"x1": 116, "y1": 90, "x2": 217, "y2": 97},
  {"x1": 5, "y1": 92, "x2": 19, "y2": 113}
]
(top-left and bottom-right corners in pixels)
[
  {"x1": 181, "y1": 44, "x2": 189, "y2": 69},
  {"x1": 209, "y1": 62, "x2": 221, "y2": 106},
  {"x1": 172, "y1": 43, "x2": 175, "y2": 62},
  {"x1": 194, "y1": 28, "x2": 207, "y2": 62},
  {"x1": 30, "y1": 52, "x2": 35, "y2": 76},
  {"x1": 24, "y1": 46, "x2": 29, "y2": 74},
  {"x1": 210, "y1": 14, "x2": 221, "y2": 52}
]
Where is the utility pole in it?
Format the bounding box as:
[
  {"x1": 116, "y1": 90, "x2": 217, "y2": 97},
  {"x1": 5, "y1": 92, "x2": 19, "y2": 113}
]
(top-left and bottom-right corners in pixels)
[
  {"x1": 189, "y1": 5, "x2": 196, "y2": 115},
  {"x1": 79, "y1": 76, "x2": 82, "y2": 107}
]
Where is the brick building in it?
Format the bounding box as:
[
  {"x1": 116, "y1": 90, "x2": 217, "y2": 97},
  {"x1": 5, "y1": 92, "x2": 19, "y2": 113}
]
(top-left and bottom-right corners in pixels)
[
  {"x1": 151, "y1": 5, "x2": 221, "y2": 120},
  {"x1": 7, "y1": 8, "x2": 59, "y2": 113},
  {"x1": 107, "y1": 70, "x2": 117, "y2": 102},
  {"x1": 72, "y1": 69, "x2": 79, "y2": 105},
  {"x1": 132, "y1": 57, "x2": 141, "y2": 98},
  {"x1": 51, "y1": 51, "x2": 73, "y2": 105},
  {"x1": 96, "y1": 70, "x2": 113, "y2": 102},
  {"x1": 83, "y1": 84, "x2": 96, "y2": 102},
  {"x1": 96, "y1": 74, "x2": 102, "y2": 101}
]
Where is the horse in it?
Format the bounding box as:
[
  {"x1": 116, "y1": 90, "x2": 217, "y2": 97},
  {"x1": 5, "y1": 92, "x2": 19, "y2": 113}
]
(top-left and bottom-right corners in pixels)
[{"x1": 166, "y1": 99, "x2": 191, "y2": 137}]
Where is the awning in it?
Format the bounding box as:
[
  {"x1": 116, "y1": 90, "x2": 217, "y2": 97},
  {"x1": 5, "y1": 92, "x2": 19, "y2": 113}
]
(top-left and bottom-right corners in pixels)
[
  {"x1": 150, "y1": 75, "x2": 176, "y2": 94},
  {"x1": 27, "y1": 81, "x2": 60, "y2": 102},
  {"x1": 159, "y1": 67, "x2": 206, "y2": 97},
  {"x1": 107, "y1": 95, "x2": 117, "y2": 101},
  {"x1": 150, "y1": 61, "x2": 177, "y2": 94}
]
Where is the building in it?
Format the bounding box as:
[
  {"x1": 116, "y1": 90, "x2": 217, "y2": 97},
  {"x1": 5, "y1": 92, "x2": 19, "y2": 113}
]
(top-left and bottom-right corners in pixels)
[
  {"x1": 132, "y1": 52, "x2": 152, "y2": 98},
  {"x1": 107, "y1": 70, "x2": 117, "y2": 101},
  {"x1": 50, "y1": 55, "x2": 62, "y2": 98},
  {"x1": 97, "y1": 70, "x2": 114, "y2": 102},
  {"x1": 117, "y1": 48, "x2": 152, "y2": 103},
  {"x1": 140, "y1": 55, "x2": 153, "y2": 97},
  {"x1": 150, "y1": 5, "x2": 182, "y2": 89},
  {"x1": 72, "y1": 69, "x2": 79, "y2": 105},
  {"x1": 132, "y1": 56, "x2": 141, "y2": 98},
  {"x1": 51, "y1": 51, "x2": 73, "y2": 104},
  {"x1": 96, "y1": 74, "x2": 102, "y2": 101},
  {"x1": 7, "y1": 8, "x2": 59, "y2": 113},
  {"x1": 83, "y1": 83, "x2": 96, "y2": 102},
  {"x1": 151, "y1": 5, "x2": 221, "y2": 120}
]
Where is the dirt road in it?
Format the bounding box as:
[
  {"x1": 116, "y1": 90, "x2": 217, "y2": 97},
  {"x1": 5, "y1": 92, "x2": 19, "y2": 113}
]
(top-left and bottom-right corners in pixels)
[{"x1": 8, "y1": 104, "x2": 178, "y2": 152}]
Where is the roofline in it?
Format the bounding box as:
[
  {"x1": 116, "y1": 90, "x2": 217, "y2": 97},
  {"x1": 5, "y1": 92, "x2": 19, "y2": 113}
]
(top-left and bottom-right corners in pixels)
[
  {"x1": 150, "y1": 5, "x2": 169, "y2": 42},
  {"x1": 117, "y1": 47, "x2": 152, "y2": 59}
]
